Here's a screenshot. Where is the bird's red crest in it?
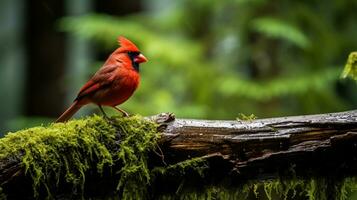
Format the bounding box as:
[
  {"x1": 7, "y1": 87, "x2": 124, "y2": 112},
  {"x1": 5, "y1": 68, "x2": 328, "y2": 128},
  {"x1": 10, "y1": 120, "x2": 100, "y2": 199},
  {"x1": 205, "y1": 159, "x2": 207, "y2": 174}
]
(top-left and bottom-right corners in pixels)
[{"x1": 117, "y1": 36, "x2": 140, "y2": 52}]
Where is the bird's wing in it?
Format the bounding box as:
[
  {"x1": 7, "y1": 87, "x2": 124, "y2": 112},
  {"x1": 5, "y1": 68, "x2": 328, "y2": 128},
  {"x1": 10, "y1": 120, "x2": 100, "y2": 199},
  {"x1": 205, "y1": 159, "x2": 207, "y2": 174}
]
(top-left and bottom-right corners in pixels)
[{"x1": 75, "y1": 64, "x2": 119, "y2": 101}]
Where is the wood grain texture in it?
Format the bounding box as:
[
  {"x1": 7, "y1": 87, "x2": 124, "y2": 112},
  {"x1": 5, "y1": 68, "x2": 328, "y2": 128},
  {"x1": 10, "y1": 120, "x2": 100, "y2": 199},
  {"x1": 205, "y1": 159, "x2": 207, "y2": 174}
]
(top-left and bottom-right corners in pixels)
[{"x1": 156, "y1": 110, "x2": 357, "y2": 179}]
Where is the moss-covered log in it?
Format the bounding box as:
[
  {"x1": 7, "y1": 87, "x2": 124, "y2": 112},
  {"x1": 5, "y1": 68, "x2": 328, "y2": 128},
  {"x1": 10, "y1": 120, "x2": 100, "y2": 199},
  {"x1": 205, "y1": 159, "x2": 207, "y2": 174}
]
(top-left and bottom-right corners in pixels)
[{"x1": 0, "y1": 110, "x2": 357, "y2": 199}]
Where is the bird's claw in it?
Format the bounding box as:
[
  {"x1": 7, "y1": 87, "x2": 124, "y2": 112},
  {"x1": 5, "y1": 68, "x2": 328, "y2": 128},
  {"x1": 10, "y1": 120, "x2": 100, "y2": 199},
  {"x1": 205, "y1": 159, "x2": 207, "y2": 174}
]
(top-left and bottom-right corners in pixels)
[
  {"x1": 111, "y1": 106, "x2": 131, "y2": 118},
  {"x1": 122, "y1": 111, "x2": 130, "y2": 117}
]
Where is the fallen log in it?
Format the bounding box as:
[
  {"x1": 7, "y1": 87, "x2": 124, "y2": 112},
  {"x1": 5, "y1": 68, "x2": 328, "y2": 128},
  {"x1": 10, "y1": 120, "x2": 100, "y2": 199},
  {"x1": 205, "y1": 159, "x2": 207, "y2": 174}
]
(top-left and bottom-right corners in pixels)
[
  {"x1": 150, "y1": 110, "x2": 357, "y2": 199},
  {"x1": 156, "y1": 110, "x2": 357, "y2": 178},
  {"x1": 0, "y1": 110, "x2": 357, "y2": 199}
]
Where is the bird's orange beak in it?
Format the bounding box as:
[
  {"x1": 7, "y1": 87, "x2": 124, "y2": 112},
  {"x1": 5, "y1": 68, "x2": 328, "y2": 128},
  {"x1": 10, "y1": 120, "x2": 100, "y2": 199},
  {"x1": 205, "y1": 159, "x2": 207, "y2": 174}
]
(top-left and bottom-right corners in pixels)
[{"x1": 134, "y1": 53, "x2": 148, "y2": 63}]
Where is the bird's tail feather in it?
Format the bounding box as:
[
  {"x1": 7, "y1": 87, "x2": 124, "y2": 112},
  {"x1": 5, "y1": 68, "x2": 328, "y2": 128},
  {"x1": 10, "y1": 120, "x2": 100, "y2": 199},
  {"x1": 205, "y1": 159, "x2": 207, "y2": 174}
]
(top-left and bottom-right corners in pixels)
[{"x1": 55, "y1": 101, "x2": 82, "y2": 123}]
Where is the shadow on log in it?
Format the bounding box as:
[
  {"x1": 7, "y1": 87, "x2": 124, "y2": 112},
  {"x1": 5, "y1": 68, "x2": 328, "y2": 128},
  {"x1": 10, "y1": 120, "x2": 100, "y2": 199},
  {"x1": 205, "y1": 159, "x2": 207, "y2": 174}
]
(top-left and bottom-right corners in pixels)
[{"x1": 0, "y1": 110, "x2": 357, "y2": 199}]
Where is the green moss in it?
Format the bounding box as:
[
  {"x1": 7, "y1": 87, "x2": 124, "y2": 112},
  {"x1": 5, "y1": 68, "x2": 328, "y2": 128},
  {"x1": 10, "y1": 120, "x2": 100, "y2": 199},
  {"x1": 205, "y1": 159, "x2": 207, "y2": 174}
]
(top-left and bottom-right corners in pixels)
[
  {"x1": 0, "y1": 115, "x2": 159, "y2": 199},
  {"x1": 154, "y1": 177, "x2": 357, "y2": 200},
  {"x1": 0, "y1": 115, "x2": 116, "y2": 197},
  {"x1": 236, "y1": 113, "x2": 257, "y2": 121},
  {"x1": 151, "y1": 157, "x2": 208, "y2": 178},
  {"x1": 111, "y1": 116, "x2": 160, "y2": 200},
  {"x1": 340, "y1": 177, "x2": 357, "y2": 200}
]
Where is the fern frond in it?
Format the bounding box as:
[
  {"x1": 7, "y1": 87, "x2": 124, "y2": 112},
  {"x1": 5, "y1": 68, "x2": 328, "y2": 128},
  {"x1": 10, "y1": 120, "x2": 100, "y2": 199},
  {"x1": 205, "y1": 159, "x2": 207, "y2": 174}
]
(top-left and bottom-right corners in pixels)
[
  {"x1": 219, "y1": 68, "x2": 340, "y2": 101},
  {"x1": 59, "y1": 14, "x2": 203, "y2": 66},
  {"x1": 341, "y1": 52, "x2": 357, "y2": 82},
  {"x1": 251, "y1": 17, "x2": 310, "y2": 49}
]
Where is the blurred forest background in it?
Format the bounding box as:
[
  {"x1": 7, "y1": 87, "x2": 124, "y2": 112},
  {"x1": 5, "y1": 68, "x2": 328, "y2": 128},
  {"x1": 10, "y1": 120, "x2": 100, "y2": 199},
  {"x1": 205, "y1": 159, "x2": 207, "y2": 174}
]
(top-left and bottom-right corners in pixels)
[{"x1": 0, "y1": 0, "x2": 357, "y2": 134}]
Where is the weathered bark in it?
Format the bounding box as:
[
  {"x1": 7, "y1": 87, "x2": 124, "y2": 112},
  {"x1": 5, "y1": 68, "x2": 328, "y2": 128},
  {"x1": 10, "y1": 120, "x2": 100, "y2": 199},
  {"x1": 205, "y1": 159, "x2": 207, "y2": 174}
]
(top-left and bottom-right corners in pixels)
[{"x1": 152, "y1": 110, "x2": 357, "y2": 179}]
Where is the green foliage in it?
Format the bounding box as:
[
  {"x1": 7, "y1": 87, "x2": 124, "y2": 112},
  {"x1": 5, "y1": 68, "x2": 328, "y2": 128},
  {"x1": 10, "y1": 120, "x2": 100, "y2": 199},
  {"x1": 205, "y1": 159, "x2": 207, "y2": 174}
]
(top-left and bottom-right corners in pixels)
[
  {"x1": 59, "y1": 14, "x2": 202, "y2": 65},
  {"x1": 219, "y1": 68, "x2": 340, "y2": 101},
  {"x1": 341, "y1": 52, "x2": 357, "y2": 82},
  {"x1": 251, "y1": 17, "x2": 310, "y2": 48}
]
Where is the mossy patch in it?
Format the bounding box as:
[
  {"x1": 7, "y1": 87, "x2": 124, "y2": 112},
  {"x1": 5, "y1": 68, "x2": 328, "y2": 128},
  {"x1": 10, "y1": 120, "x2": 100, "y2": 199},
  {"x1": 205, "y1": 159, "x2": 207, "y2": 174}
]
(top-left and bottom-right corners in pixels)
[
  {"x1": 151, "y1": 157, "x2": 208, "y2": 178},
  {"x1": 155, "y1": 177, "x2": 357, "y2": 200},
  {"x1": 0, "y1": 115, "x2": 115, "y2": 198},
  {"x1": 110, "y1": 116, "x2": 160, "y2": 199},
  {"x1": 0, "y1": 115, "x2": 159, "y2": 199},
  {"x1": 236, "y1": 113, "x2": 258, "y2": 121}
]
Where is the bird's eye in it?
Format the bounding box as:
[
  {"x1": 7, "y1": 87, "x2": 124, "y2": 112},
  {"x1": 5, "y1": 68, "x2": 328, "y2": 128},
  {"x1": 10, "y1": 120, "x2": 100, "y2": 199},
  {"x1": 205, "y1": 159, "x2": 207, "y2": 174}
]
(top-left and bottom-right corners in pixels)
[{"x1": 127, "y1": 51, "x2": 140, "y2": 56}]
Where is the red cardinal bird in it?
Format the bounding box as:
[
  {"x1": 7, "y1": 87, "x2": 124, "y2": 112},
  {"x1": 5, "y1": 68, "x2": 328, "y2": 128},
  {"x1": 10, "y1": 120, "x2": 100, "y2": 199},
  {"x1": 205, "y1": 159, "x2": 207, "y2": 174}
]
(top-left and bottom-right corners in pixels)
[{"x1": 56, "y1": 36, "x2": 148, "y2": 122}]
